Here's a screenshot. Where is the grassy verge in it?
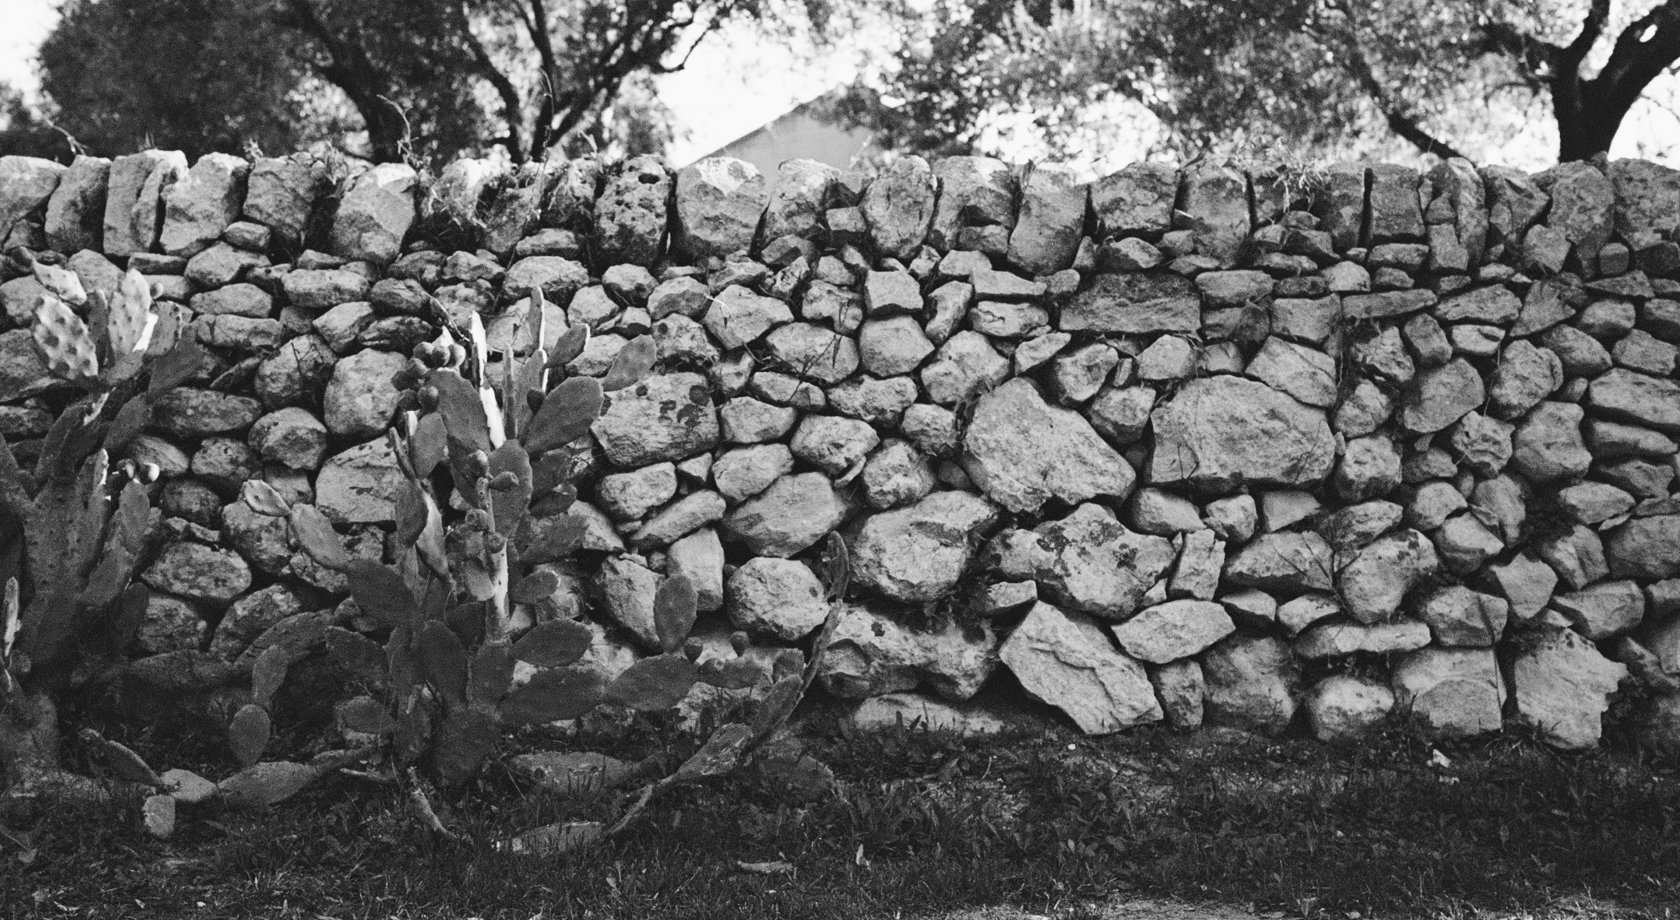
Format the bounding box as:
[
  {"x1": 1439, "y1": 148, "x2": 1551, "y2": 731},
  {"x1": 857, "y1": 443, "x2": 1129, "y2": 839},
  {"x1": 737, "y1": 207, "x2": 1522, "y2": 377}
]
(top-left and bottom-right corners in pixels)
[{"x1": 3, "y1": 709, "x2": 1678, "y2": 920}]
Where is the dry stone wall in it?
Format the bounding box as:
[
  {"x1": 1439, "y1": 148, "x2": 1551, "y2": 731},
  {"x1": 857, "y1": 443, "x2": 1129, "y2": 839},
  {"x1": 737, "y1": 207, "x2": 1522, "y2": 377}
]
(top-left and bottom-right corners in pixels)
[{"x1": 3, "y1": 149, "x2": 1680, "y2": 751}]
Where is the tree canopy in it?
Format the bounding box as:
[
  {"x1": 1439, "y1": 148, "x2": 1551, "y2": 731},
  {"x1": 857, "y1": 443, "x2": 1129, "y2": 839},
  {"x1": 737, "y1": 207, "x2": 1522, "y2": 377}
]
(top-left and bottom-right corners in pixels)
[
  {"x1": 840, "y1": 0, "x2": 1680, "y2": 166},
  {"x1": 24, "y1": 0, "x2": 833, "y2": 164}
]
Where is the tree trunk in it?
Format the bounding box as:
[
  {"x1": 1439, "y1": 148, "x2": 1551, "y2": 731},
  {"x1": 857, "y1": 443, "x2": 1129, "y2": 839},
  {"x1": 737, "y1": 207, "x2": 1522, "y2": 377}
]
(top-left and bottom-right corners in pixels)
[
  {"x1": 1554, "y1": 77, "x2": 1626, "y2": 162},
  {"x1": 364, "y1": 105, "x2": 408, "y2": 164}
]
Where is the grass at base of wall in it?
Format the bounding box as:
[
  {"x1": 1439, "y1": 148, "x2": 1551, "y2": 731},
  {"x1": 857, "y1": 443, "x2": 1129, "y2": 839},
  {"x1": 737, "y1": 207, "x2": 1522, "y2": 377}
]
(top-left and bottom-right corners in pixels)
[{"x1": 3, "y1": 716, "x2": 1678, "y2": 920}]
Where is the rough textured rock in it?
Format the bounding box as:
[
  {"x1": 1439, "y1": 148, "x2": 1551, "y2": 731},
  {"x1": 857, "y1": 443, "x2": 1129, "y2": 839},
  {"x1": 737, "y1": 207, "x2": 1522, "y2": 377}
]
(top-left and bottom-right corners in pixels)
[
  {"x1": 594, "y1": 156, "x2": 670, "y2": 266},
  {"x1": 820, "y1": 601, "x2": 997, "y2": 701},
  {"x1": 103, "y1": 150, "x2": 186, "y2": 257},
  {"x1": 592, "y1": 373, "x2": 720, "y2": 466},
  {"x1": 1224, "y1": 532, "x2": 1336, "y2": 592},
  {"x1": 1306, "y1": 674, "x2": 1395, "y2": 742},
  {"x1": 1337, "y1": 530, "x2": 1440, "y2": 623},
  {"x1": 861, "y1": 439, "x2": 938, "y2": 509},
  {"x1": 1201, "y1": 636, "x2": 1299, "y2": 734},
  {"x1": 151, "y1": 389, "x2": 262, "y2": 438},
  {"x1": 596, "y1": 555, "x2": 663, "y2": 649},
  {"x1": 1109, "y1": 600, "x2": 1235, "y2": 664},
  {"x1": 1605, "y1": 514, "x2": 1680, "y2": 580},
  {"x1": 322, "y1": 349, "x2": 406, "y2": 438},
  {"x1": 989, "y1": 503, "x2": 1175, "y2": 619},
  {"x1": 1001, "y1": 602, "x2": 1162, "y2": 734},
  {"x1": 1398, "y1": 359, "x2": 1485, "y2": 433},
  {"x1": 791, "y1": 415, "x2": 879, "y2": 475},
  {"x1": 929, "y1": 156, "x2": 1016, "y2": 249},
  {"x1": 1182, "y1": 166, "x2": 1250, "y2": 265},
  {"x1": 315, "y1": 438, "x2": 402, "y2": 524},
  {"x1": 1246, "y1": 338, "x2": 1336, "y2": 408},
  {"x1": 160, "y1": 153, "x2": 248, "y2": 257},
  {"x1": 763, "y1": 159, "x2": 841, "y2": 240},
  {"x1": 249, "y1": 408, "x2": 328, "y2": 470},
  {"x1": 331, "y1": 163, "x2": 417, "y2": 264},
  {"x1": 723, "y1": 472, "x2": 851, "y2": 557},
  {"x1": 1551, "y1": 580, "x2": 1643, "y2": 640},
  {"x1": 141, "y1": 542, "x2": 252, "y2": 607},
  {"x1": 862, "y1": 156, "x2": 936, "y2": 260},
  {"x1": 848, "y1": 693, "x2": 1012, "y2": 735},
  {"x1": 1510, "y1": 401, "x2": 1592, "y2": 483},
  {"x1": 1093, "y1": 162, "x2": 1176, "y2": 237},
  {"x1": 675, "y1": 157, "x2": 767, "y2": 259},
  {"x1": 244, "y1": 154, "x2": 329, "y2": 244},
  {"x1": 1008, "y1": 164, "x2": 1085, "y2": 274},
  {"x1": 209, "y1": 584, "x2": 305, "y2": 658},
  {"x1": 765, "y1": 322, "x2": 860, "y2": 384},
  {"x1": 921, "y1": 331, "x2": 1011, "y2": 405},
  {"x1": 1417, "y1": 585, "x2": 1508, "y2": 647},
  {"x1": 727, "y1": 557, "x2": 828, "y2": 640},
  {"x1": 668, "y1": 528, "x2": 724, "y2": 612},
  {"x1": 1586, "y1": 369, "x2": 1680, "y2": 434},
  {"x1": 44, "y1": 155, "x2": 110, "y2": 252},
  {"x1": 1061, "y1": 272, "x2": 1200, "y2": 334},
  {"x1": 1509, "y1": 628, "x2": 1627, "y2": 750},
  {"x1": 0, "y1": 156, "x2": 64, "y2": 247},
  {"x1": 0, "y1": 330, "x2": 58, "y2": 399},
  {"x1": 1537, "y1": 160, "x2": 1613, "y2": 267},
  {"x1": 859, "y1": 316, "x2": 935, "y2": 377},
  {"x1": 961, "y1": 379, "x2": 1135, "y2": 513},
  {"x1": 1148, "y1": 376, "x2": 1335, "y2": 491},
  {"x1": 1392, "y1": 648, "x2": 1505, "y2": 738},
  {"x1": 1294, "y1": 618, "x2": 1431, "y2": 657},
  {"x1": 712, "y1": 444, "x2": 794, "y2": 503},
  {"x1": 850, "y1": 491, "x2": 999, "y2": 602}
]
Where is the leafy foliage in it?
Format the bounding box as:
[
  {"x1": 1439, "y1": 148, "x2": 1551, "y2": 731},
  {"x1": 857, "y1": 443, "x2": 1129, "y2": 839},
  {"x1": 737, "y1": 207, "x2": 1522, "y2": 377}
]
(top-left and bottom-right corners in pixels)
[
  {"x1": 844, "y1": 0, "x2": 1680, "y2": 164},
  {"x1": 34, "y1": 0, "x2": 841, "y2": 163}
]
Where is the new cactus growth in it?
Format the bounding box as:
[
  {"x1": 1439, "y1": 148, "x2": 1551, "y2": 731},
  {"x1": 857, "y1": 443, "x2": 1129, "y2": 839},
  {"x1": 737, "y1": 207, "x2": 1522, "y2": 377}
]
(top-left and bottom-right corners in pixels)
[{"x1": 2, "y1": 265, "x2": 203, "y2": 814}]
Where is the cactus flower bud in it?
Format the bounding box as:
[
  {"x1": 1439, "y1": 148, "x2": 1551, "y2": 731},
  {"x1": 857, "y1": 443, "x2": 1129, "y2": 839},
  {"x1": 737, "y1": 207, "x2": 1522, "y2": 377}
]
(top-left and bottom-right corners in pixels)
[
  {"x1": 488, "y1": 471, "x2": 519, "y2": 491},
  {"x1": 683, "y1": 638, "x2": 703, "y2": 661},
  {"x1": 418, "y1": 385, "x2": 440, "y2": 410},
  {"x1": 729, "y1": 631, "x2": 750, "y2": 655},
  {"x1": 483, "y1": 532, "x2": 506, "y2": 554},
  {"x1": 137, "y1": 462, "x2": 161, "y2": 484}
]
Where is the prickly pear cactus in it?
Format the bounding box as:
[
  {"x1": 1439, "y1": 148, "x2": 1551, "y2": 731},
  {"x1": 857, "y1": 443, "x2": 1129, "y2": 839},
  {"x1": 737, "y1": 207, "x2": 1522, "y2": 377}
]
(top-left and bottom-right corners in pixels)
[
  {"x1": 1, "y1": 265, "x2": 203, "y2": 810},
  {"x1": 242, "y1": 291, "x2": 720, "y2": 788}
]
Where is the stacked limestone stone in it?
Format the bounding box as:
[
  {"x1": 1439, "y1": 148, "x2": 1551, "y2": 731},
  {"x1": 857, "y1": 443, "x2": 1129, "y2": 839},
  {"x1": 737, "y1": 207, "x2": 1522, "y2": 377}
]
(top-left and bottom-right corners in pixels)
[{"x1": 1, "y1": 148, "x2": 1677, "y2": 751}]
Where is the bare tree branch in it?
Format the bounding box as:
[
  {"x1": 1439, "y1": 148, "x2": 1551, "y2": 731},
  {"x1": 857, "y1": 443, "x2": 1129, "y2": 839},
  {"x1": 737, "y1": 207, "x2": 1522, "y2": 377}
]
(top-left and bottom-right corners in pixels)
[
  {"x1": 1561, "y1": 0, "x2": 1611, "y2": 67},
  {"x1": 1599, "y1": 0, "x2": 1680, "y2": 110},
  {"x1": 456, "y1": 0, "x2": 526, "y2": 161},
  {"x1": 276, "y1": 0, "x2": 406, "y2": 161},
  {"x1": 1334, "y1": 18, "x2": 1468, "y2": 160}
]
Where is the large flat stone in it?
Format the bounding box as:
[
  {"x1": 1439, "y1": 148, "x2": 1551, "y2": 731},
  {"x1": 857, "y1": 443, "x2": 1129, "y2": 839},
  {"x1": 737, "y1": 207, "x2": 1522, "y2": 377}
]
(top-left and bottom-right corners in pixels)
[
  {"x1": 962, "y1": 378, "x2": 1135, "y2": 513},
  {"x1": 1147, "y1": 376, "x2": 1335, "y2": 491}
]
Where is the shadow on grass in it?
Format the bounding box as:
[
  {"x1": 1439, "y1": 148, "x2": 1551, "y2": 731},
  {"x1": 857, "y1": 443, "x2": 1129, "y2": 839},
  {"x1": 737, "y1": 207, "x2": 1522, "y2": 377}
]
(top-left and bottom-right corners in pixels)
[{"x1": 3, "y1": 716, "x2": 1678, "y2": 920}]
